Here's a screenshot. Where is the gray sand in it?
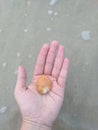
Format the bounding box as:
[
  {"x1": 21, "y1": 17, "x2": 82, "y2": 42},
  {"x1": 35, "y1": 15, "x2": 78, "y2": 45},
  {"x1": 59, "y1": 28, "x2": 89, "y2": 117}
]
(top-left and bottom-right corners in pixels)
[{"x1": 0, "y1": 0, "x2": 98, "y2": 130}]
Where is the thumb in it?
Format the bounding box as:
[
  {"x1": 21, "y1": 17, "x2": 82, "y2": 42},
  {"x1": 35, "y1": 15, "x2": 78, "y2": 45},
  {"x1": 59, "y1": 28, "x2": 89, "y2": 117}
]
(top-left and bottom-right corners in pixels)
[{"x1": 15, "y1": 66, "x2": 27, "y2": 91}]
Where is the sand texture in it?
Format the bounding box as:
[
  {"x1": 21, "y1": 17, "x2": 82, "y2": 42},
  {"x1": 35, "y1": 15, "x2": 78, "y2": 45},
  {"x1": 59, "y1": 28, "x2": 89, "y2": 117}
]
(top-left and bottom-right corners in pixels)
[{"x1": 0, "y1": 0, "x2": 98, "y2": 130}]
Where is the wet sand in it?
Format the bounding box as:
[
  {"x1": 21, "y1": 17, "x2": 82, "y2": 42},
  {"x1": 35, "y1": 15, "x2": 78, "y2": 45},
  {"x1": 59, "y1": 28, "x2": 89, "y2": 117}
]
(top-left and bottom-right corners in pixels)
[{"x1": 0, "y1": 0, "x2": 98, "y2": 130}]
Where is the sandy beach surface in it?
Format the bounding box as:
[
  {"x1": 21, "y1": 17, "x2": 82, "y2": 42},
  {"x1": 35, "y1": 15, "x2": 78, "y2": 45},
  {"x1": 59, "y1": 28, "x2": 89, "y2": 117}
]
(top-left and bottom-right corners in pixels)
[{"x1": 0, "y1": 0, "x2": 98, "y2": 130}]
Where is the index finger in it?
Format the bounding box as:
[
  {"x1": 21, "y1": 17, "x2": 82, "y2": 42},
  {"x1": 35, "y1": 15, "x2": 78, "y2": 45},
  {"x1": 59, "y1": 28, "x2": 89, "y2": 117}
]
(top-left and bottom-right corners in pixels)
[{"x1": 33, "y1": 44, "x2": 49, "y2": 77}]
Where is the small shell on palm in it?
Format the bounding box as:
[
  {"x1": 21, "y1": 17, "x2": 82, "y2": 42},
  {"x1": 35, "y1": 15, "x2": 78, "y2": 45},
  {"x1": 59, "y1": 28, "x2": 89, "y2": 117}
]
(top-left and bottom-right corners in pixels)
[{"x1": 36, "y1": 75, "x2": 52, "y2": 95}]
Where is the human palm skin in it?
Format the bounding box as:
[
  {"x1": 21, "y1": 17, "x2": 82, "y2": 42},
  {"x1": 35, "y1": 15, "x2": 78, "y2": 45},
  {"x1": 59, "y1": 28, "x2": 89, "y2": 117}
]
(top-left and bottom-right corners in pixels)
[{"x1": 14, "y1": 41, "x2": 69, "y2": 128}]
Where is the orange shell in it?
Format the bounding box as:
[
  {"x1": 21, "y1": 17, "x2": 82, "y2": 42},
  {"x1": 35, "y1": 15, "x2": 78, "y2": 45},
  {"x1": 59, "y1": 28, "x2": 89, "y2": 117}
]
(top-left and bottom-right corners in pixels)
[{"x1": 36, "y1": 75, "x2": 52, "y2": 95}]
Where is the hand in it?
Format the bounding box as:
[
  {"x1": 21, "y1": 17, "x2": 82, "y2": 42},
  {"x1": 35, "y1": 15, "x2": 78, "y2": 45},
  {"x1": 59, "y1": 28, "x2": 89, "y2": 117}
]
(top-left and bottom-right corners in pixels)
[{"x1": 14, "y1": 41, "x2": 69, "y2": 129}]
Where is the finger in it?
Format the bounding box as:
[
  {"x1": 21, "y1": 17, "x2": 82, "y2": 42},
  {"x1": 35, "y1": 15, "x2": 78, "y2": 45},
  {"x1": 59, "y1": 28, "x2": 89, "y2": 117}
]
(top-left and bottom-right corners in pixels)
[
  {"x1": 33, "y1": 44, "x2": 49, "y2": 76},
  {"x1": 52, "y1": 45, "x2": 64, "y2": 78},
  {"x1": 15, "y1": 66, "x2": 27, "y2": 91},
  {"x1": 57, "y1": 58, "x2": 69, "y2": 87},
  {"x1": 44, "y1": 40, "x2": 58, "y2": 74}
]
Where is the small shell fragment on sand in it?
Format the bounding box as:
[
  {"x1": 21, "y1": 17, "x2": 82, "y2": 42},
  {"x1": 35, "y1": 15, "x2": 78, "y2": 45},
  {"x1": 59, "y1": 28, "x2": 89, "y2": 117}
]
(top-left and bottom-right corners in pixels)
[
  {"x1": 0, "y1": 106, "x2": 7, "y2": 114},
  {"x1": 81, "y1": 31, "x2": 91, "y2": 41},
  {"x1": 46, "y1": 27, "x2": 52, "y2": 31},
  {"x1": 28, "y1": 54, "x2": 32, "y2": 58},
  {"x1": 14, "y1": 70, "x2": 18, "y2": 75},
  {"x1": 17, "y1": 52, "x2": 21, "y2": 57},
  {"x1": 0, "y1": 29, "x2": 2, "y2": 32},
  {"x1": 24, "y1": 13, "x2": 28, "y2": 17},
  {"x1": 54, "y1": 12, "x2": 58, "y2": 16},
  {"x1": 24, "y1": 29, "x2": 28, "y2": 33},
  {"x1": 49, "y1": 0, "x2": 58, "y2": 6},
  {"x1": 48, "y1": 10, "x2": 53, "y2": 15},
  {"x1": 27, "y1": 1, "x2": 31, "y2": 6},
  {"x1": 2, "y1": 62, "x2": 7, "y2": 67}
]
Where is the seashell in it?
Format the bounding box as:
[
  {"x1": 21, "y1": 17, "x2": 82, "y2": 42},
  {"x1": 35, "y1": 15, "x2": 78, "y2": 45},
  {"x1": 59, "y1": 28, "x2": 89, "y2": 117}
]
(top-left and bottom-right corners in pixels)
[{"x1": 36, "y1": 75, "x2": 52, "y2": 95}]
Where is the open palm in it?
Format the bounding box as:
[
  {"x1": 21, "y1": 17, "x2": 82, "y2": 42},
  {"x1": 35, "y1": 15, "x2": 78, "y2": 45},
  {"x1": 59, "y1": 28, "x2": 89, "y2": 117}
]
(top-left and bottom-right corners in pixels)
[{"x1": 14, "y1": 41, "x2": 69, "y2": 127}]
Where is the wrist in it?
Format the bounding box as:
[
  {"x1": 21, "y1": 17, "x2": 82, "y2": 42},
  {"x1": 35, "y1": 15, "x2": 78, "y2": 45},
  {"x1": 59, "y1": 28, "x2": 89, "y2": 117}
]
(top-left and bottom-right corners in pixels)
[{"x1": 21, "y1": 120, "x2": 52, "y2": 130}]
